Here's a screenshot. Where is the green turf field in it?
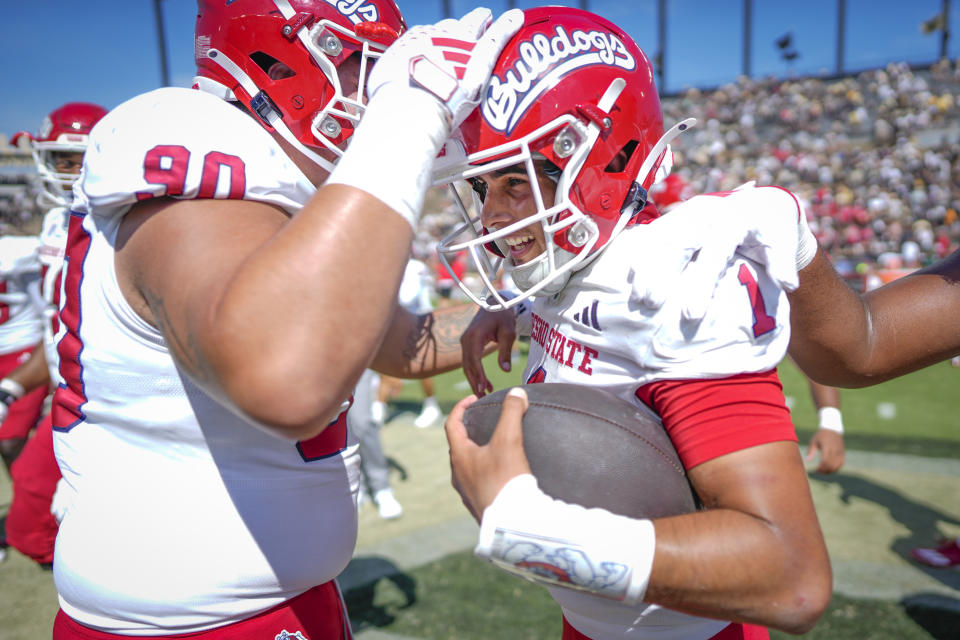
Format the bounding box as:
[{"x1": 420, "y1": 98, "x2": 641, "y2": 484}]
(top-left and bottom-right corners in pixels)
[
  {"x1": 394, "y1": 346, "x2": 960, "y2": 459},
  {"x1": 345, "y1": 549, "x2": 960, "y2": 640}
]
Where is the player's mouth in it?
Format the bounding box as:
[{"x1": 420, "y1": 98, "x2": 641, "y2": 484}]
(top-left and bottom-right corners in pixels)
[{"x1": 504, "y1": 233, "x2": 537, "y2": 262}]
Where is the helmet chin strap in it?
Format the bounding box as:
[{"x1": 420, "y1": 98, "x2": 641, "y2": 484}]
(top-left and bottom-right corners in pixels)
[{"x1": 507, "y1": 247, "x2": 576, "y2": 296}]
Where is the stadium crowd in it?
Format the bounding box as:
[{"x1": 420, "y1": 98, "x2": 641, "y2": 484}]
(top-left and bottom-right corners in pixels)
[
  {"x1": 6, "y1": 60, "x2": 960, "y2": 293},
  {"x1": 663, "y1": 60, "x2": 960, "y2": 278},
  {"x1": 411, "y1": 59, "x2": 960, "y2": 293}
]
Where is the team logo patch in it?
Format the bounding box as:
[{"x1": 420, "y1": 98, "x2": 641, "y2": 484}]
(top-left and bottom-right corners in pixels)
[
  {"x1": 323, "y1": 0, "x2": 379, "y2": 25},
  {"x1": 482, "y1": 26, "x2": 636, "y2": 135},
  {"x1": 276, "y1": 631, "x2": 308, "y2": 640}
]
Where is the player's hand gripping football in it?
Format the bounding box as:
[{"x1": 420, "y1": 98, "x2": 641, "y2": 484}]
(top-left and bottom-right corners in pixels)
[
  {"x1": 460, "y1": 307, "x2": 517, "y2": 397},
  {"x1": 367, "y1": 7, "x2": 523, "y2": 130},
  {"x1": 632, "y1": 184, "x2": 815, "y2": 322},
  {"x1": 445, "y1": 388, "x2": 532, "y2": 522}
]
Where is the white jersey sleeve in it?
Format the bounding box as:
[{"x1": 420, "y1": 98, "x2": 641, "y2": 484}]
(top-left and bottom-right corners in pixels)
[
  {"x1": 74, "y1": 87, "x2": 315, "y2": 221},
  {"x1": 522, "y1": 188, "x2": 793, "y2": 394},
  {"x1": 0, "y1": 235, "x2": 43, "y2": 353}
]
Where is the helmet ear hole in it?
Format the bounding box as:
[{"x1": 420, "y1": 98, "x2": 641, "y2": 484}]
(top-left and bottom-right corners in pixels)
[
  {"x1": 604, "y1": 139, "x2": 638, "y2": 174},
  {"x1": 250, "y1": 52, "x2": 297, "y2": 79}
]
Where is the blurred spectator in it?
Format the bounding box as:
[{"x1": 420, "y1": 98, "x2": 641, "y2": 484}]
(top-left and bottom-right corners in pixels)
[
  {"x1": 349, "y1": 370, "x2": 403, "y2": 520},
  {"x1": 374, "y1": 257, "x2": 444, "y2": 429},
  {"x1": 416, "y1": 61, "x2": 960, "y2": 291}
]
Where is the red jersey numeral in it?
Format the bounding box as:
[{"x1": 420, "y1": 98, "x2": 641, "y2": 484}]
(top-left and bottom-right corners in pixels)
[
  {"x1": 297, "y1": 398, "x2": 353, "y2": 461},
  {"x1": 737, "y1": 263, "x2": 776, "y2": 338},
  {"x1": 198, "y1": 152, "x2": 246, "y2": 199},
  {"x1": 136, "y1": 146, "x2": 247, "y2": 201},
  {"x1": 138, "y1": 145, "x2": 190, "y2": 199},
  {"x1": 53, "y1": 212, "x2": 92, "y2": 432},
  {"x1": 0, "y1": 279, "x2": 8, "y2": 324}
]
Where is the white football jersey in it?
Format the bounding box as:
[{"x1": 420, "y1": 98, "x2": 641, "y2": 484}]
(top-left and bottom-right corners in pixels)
[
  {"x1": 398, "y1": 258, "x2": 433, "y2": 314},
  {"x1": 52, "y1": 88, "x2": 360, "y2": 633},
  {"x1": 38, "y1": 206, "x2": 69, "y2": 385},
  {"x1": 0, "y1": 235, "x2": 43, "y2": 354},
  {"x1": 517, "y1": 193, "x2": 792, "y2": 639}
]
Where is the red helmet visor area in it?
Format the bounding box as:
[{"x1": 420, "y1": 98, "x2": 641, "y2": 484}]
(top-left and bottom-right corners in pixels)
[
  {"x1": 37, "y1": 102, "x2": 109, "y2": 143},
  {"x1": 194, "y1": 0, "x2": 405, "y2": 153},
  {"x1": 32, "y1": 102, "x2": 108, "y2": 205}
]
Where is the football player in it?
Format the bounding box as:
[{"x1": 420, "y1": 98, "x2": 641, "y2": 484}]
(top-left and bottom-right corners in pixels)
[
  {"x1": 0, "y1": 233, "x2": 45, "y2": 473},
  {"x1": 441, "y1": 7, "x2": 831, "y2": 639},
  {"x1": 635, "y1": 172, "x2": 960, "y2": 568},
  {"x1": 48, "y1": 2, "x2": 521, "y2": 638},
  {"x1": 1, "y1": 103, "x2": 107, "y2": 569}
]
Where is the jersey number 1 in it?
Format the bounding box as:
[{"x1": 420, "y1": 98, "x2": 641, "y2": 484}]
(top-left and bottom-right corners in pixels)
[{"x1": 737, "y1": 263, "x2": 776, "y2": 338}]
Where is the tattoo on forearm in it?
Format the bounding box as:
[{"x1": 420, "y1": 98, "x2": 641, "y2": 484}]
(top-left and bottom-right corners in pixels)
[{"x1": 404, "y1": 304, "x2": 477, "y2": 370}]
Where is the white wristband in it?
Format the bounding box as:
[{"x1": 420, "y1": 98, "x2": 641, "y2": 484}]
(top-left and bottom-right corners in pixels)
[
  {"x1": 476, "y1": 474, "x2": 655, "y2": 605},
  {"x1": 0, "y1": 377, "x2": 25, "y2": 404},
  {"x1": 817, "y1": 407, "x2": 844, "y2": 434},
  {"x1": 327, "y1": 84, "x2": 449, "y2": 230}
]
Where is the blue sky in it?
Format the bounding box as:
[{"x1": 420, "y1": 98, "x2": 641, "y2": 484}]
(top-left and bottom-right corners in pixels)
[{"x1": 2, "y1": 0, "x2": 956, "y2": 136}]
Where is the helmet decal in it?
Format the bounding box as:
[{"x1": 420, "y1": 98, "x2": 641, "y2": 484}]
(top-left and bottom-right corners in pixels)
[
  {"x1": 194, "y1": 35, "x2": 211, "y2": 62},
  {"x1": 324, "y1": 0, "x2": 379, "y2": 24},
  {"x1": 482, "y1": 25, "x2": 635, "y2": 135},
  {"x1": 38, "y1": 117, "x2": 54, "y2": 140}
]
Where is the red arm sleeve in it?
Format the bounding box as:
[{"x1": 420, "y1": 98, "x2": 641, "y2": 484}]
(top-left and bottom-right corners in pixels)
[{"x1": 635, "y1": 369, "x2": 797, "y2": 470}]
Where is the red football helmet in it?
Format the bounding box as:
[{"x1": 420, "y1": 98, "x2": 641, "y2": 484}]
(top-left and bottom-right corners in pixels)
[
  {"x1": 649, "y1": 173, "x2": 694, "y2": 213},
  {"x1": 194, "y1": 0, "x2": 406, "y2": 173},
  {"x1": 31, "y1": 102, "x2": 108, "y2": 207},
  {"x1": 434, "y1": 7, "x2": 694, "y2": 310}
]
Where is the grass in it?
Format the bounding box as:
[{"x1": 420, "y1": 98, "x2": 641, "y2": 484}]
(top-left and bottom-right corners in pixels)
[
  {"x1": 394, "y1": 346, "x2": 960, "y2": 457},
  {"x1": 364, "y1": 349, "x2": 960, "y2": 639},
  {"x1": 346, "y1": 549, "x2": 960, "y2": 640},
  {"x1": 3, "y1": 347, "x2": 958, "y2": 639},
  {"x1": 779, "y1": 357, "x2": 960, "y2": 458}
]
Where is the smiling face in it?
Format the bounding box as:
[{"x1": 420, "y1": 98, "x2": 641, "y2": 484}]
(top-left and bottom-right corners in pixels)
[{"x1": 473, "y1": 161, "x2": 558, "y2": 266}]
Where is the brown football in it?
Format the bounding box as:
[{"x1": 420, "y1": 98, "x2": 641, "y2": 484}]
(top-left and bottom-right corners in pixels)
[{"x1": 462, "y1": 383, "x2": 698, "y2": 519}]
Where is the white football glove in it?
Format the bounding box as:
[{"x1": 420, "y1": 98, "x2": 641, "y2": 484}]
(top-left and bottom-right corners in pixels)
[
  {"x1": 631, "y1": 184, "x2": 814, "y2": 321},
  {"x1": 367, "y1": 7, "x2": 523, "y2": 130},
  {"x1": 328, "y1": 8, "x2": 523, "y2": 229}
]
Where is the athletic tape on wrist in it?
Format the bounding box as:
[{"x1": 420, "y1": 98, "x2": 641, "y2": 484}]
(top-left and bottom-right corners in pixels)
[
  {"x1": 476, "y1": 474, "x2": 655, "y2": 605},
  {"x1": 0, "y1": 377, "x2": 25, "y2": 405},
  {"x1": 327, "y1": 85, "x2": 449, "y2": 230},
  {"x1": 817, "y1": 407, "x2": 844, "y2": 434}
]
